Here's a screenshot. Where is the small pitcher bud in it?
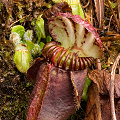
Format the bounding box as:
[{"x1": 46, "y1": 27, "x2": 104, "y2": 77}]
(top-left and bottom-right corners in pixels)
[
  {"x1": 9, "y1": 32, "x2": 21, "y2": 46},
  {"x1": 24, "y1": 30, "x2": 33, "y2": 41},
  {"x1": 14, "y1": 44, "x2": 31, "y2": 73}
]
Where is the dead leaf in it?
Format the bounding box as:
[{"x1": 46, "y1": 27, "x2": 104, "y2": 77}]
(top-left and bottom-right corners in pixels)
[
  {"x1": 88, "y1": 69, "x2": 120, "y2": 98},
  {"x1": 85, "y1": 70, "x2": 120, "y2": 120}
]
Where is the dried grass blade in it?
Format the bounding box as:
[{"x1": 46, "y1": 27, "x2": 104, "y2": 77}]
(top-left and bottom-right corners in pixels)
[
  {"x1": 110, "y1": 53, "x2": 120, "y2": 120},
  {"x1": 94, "y1": 0, "x2": 104, "y2": 28}
]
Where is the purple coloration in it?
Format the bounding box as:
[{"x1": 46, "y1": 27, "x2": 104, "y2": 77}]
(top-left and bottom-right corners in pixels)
[
  {"x1": 27, "y1": 58, "x2": 87, "y2": 120},
  {"x1": 72, "y1": 15, "x2": 102, "y2": 48},
  {"x1": 44, "y1": 12, "x2": 103, "y2": 70},
  {"x1": 81, "y1": 41, "x2": 85, "y2": 45},
  {"x1": 27, "y1": 63, "x2": 52, "y2": 120},
  {"x1": 27, "y1": 9, "x2": 103, "y2": 120},
  {"x1": 42, "y1": 42, "x2": 95, "y2": 70}
]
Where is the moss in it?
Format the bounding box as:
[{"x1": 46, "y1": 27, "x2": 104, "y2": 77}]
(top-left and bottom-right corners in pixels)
[
  {"x1": 0, "y1": 39, "x2": 33, "y2": 120},
  {"x1": 67, "y1": 100, "x2": 86, "y2": 120}
]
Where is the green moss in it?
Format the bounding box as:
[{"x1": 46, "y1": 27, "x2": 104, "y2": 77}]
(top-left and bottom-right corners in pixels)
[
  {"x1": 68, "y1": 100, "x2": 86, "y2": 120},
  {"x1": 0, "y1": 40, "x2": 33, "y2": 120}
]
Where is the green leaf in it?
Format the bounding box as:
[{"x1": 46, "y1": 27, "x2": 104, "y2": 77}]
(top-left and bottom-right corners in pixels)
[
  {"x1": 39, "y1": 42, "x2": 45, "y2": 49},
  {"x1": 11, "y1": 25, "x2": 25, "y2": 38},
  {"x1": 26, "y1": 82, "x2": 33, "y2": 87},
  {"x1": 71, "y1": 3, "x2": 85, "y2": 19},
  {"x1": 109, "y1": 1, "x2": 117, "y2": 8},
  {"x1": 26, "y1": 40, "x2": 35, "y2": 52},
  {"x1": 46, "y1": 36, "x2": 52, "y2": 43},
  {"x1": 36, "y1": 14, "x2": 46, "y2": 43},
  {"x1": 82, "y1": 76, "x2": 91, "y2": 101}
]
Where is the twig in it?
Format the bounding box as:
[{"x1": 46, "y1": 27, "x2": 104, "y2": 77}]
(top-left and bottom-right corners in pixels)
[
  {"x1": 90, "y1": 0, "x2": 93, "y2": 25},
  {"x1": 110, "y1": 53, "x2": 120, "y2": 120},
  {"x1": 9, "y1": 14, "x2": 30, "y2": 29},
  {"x1": 108, "y1": 15, "x2": 113, "y2": 32},
  {"x1": 117, "y1": 0, "x2": 120, "y2": 23},
  {"x1": 106, "y1": 0, "x2": 120, "y2": 31},
  {"x1": 93, "y1": 83, "x2": 102, "y2": 120},
  {"x1": 94, "y1": 59, "x2": 102, "y2": 120},
  {"x1": 118, "y1": 63, "x2": 120, "y2": 74},
  {"x1": 100, "y1": 35, "x2": 120, "y2": 42},
  {"x1": 94, "y1": 0, "x2": 104, "y2": 28},
  {"x1": 81, "y1": 0, "x2": 90, "y2": 8}
]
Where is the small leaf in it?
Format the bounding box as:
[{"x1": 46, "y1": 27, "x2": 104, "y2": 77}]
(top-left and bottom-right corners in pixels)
[
  {"x1": 36, "y1": 14, "x2": 46, "y2": 43},
  {"x1": 26, "y1": 82, "x2": 33, "y2": 87},
  {"x1": 26, "y1": 40, "x2": 35, "y2": 52},
  {"x1": 46, "y1": 36, "x2": 52, "y2": 43},
  {"x1": 109, "y1": 1, "x2": 117, "y2": 8},
  {"x1": 39, "y1": 42, "x2": 45, "y2": 49},
  {"x1": 11, "y1": 25, "x2": 25, "y2": 38},
  {"x1": 82, "y1": 76, "x2": 91, "y2": 101}
]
